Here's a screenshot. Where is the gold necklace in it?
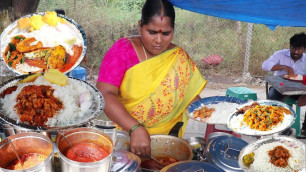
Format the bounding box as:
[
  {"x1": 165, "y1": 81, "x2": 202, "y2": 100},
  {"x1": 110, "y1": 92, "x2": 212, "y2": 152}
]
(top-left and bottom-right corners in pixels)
[{"x1": 141, "y1": 42, "x2": 148, "y2": 61}]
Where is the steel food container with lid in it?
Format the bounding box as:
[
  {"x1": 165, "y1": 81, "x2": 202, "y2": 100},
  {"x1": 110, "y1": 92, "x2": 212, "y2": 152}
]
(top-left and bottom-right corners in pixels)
[
  {"x1": 56, "y1": 127, "x2": 113, "y2": 172},
  {"x1": 111, "y1": 150, "x2": 141, "y2": 172},
  {"x1": 0, "y1": 132, "x2": 54, "y2": 172},
  {"x1": 205, "y1": 135, "x2": 248, "y2": 172}
]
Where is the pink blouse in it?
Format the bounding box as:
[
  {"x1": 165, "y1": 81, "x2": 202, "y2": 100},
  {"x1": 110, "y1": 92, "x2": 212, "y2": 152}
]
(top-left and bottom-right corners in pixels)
[{"x1": 97, "y1": 38, "x2": 140, "y2": 87}]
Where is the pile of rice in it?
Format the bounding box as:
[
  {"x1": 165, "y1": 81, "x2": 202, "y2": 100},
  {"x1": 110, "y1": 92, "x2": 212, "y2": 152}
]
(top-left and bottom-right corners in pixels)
[
  {"x1": 0, "y1": 76, "x2": 93, "y2": 127},
  {"x1": 228, "y1": 110, "x2": 294, "y2": 135},
  {"x1": 191, "y1": 102, "x2": 240, "y2": 124},
  {"x1": 248, "y1": 141, "x2": 305, "y2": 172}
]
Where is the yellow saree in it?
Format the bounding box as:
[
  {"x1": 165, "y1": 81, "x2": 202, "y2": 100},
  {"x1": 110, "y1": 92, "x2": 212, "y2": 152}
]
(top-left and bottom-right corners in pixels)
[{"x1": 118, "y1": 47, "x2": 206, "y2": 137}]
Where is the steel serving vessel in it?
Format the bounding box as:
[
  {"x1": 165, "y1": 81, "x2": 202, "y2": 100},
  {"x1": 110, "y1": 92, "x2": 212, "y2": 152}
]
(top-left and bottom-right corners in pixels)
[
  {"x1": 0, "y1": 132, "x2": 54, "y2": 172},
  {"x1": 141, "y1": 135, "x2": 193, "y2": 172},
  {"x1": 205, "y1": 135, "x2": 248, "y2": 172},
  {"x1": 56, "y1": 127, "x2": 113, "y2": 172}
]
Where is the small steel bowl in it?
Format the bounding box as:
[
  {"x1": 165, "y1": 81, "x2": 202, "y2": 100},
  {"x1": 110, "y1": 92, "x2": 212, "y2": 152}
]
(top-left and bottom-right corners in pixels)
[{"x1": 187, "y1": 137, "x2": 205, "y2": 150}]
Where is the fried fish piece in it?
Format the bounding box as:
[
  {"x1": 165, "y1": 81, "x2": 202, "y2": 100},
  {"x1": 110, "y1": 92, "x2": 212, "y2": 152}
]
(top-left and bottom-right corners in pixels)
[{"x1": 16, "y1": 37, "x2": 43, "y2": 53}]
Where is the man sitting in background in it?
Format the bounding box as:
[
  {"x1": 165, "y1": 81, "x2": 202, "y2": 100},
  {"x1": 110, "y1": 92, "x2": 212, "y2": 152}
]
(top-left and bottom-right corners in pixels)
[{"x1": 262, "y1": 32, "x2": 306, "y2": 136}]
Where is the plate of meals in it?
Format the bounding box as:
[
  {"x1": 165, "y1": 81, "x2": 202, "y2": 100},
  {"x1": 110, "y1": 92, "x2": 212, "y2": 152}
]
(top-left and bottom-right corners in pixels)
[
  {"x1": 186, "y1": 96, "x2": 246, "y2": 124},
  {"x1": 0, "y1": 70, "x2": 104, "y2": 131},
  {"x1": 0, "y1": 11, "x2": 87, "y2": 75},
  {"x1": 283, "y1": 74, "x2": 303, "y2": 82},
  {"x1": 227, "y1": 100, "x2": 295, "y2": 136},
  {"x1": 238, "y1": 136, "x2": 306, "y2": 172}
]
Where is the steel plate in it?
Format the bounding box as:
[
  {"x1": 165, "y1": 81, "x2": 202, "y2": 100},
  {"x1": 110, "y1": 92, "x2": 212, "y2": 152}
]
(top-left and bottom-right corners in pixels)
[
  {"x1": 238, "y1": 136, "x2": 306, "y2": 172},
  {"x1": 0, "y1": 75, "x2": 104, "y2": 131},
  {"x1": 0, "y1": 12, "x2": 87, "y2": 75},
  {"x1": 227, "y1": 100, "x2": 296, "y2": 136},
  {"x1": 186, "y1": 96, "x2": 247, "y2": 124}
]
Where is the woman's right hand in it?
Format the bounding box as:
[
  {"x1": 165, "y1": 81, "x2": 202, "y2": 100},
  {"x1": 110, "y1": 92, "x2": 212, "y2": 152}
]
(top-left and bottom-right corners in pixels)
[{"x1": 129, "y1": 126, "x2": 151, "y2": 157}]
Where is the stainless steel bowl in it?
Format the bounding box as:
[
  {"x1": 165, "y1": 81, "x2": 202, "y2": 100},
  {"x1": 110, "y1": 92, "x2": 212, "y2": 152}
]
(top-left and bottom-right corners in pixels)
[
  {"x1": 141, "y1": 135, "x2": 193, "y2": 172},
  {"x1": 186, "y1": 137, "x2": 206, "y2": 161},
  {"x1": 56, "y1": 127, "x2": 113, "y2": 172},
  {"x1": 187, "y1": 137, "x2": 205, "y2": 150},
  {"x1": 0, "y1": 132, "x2": 54, "y2": 172}
]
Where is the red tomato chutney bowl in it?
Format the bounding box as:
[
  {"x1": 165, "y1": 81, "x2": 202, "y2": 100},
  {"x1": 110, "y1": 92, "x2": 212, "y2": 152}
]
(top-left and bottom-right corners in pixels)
[
  {"x1": 56, "y1": 127, "x2": 113, "y2": 172},
  {"x1": 0, "y1": 132, "x2": 54, "y2": 172}
]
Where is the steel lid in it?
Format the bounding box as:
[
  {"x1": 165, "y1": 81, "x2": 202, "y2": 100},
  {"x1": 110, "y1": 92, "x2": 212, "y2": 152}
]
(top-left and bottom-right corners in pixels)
[
  {"x1": 161, "y1": 161, "x2": 225, "y2": 172},
  {"x1": 111, "y1": 150, "x2": 141, "y2": 172},
  {"x1": 205, "y1": 135, "x2": 248, "y2": 172}
]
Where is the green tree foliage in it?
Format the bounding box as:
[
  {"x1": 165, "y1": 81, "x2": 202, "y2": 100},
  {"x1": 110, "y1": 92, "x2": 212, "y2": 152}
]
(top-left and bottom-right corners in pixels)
[
  {"x1": 34, "y1": 0, "x2": 305, "y2": 78},
  {"x1": 119, "y1": 0, "x2": 145, "y2": 11}
]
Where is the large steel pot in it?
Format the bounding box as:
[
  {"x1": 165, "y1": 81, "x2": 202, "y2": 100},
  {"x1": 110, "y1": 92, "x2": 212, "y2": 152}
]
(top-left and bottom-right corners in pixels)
[
  {"x1": 56, "y1": 127, "x2": 113, "y2": 172},
  {"x1": 142, "y1": 135, "x2": 193, "y2": 172},
  {"x1": 0, "y1": 132, "x2": 54, "y2": 172}
]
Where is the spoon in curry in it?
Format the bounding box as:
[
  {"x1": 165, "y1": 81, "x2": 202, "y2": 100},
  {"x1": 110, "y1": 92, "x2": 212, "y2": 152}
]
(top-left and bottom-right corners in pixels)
[
  {"x1": 7, "y1": 138, "x2": 23, "y2": 167},
  {"x1": 58, "y1": 132, "x2": 81, "y2": 157}
]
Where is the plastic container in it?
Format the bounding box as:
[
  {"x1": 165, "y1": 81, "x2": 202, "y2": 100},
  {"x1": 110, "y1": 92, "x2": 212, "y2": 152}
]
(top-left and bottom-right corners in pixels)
[{"x1": 68, "y1": 66, "x2": 87, "y2": 81}]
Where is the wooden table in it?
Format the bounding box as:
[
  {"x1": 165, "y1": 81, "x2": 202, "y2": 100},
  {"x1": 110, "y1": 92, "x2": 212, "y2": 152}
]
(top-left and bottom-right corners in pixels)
[{"x1": 264, "y1": 75, "x2": 306, "y2": 99}]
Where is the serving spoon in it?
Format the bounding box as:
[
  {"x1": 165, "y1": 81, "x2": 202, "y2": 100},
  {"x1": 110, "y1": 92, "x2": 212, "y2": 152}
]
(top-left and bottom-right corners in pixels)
[
  {"x1": 7, "y1": 138, "x2": 23, "y2": 167},
  {"x1": 58, "y1": 132, "x2": 81, "y2": 157},
  {"x1": 58, "y1": 132, "x2": 97, "y2": 162}
]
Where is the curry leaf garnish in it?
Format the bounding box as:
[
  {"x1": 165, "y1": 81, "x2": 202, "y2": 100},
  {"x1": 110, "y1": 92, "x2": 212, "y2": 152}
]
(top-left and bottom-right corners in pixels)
[
  {"x1": 9, "y1": 43, "x2": 16, "y2": 51},
  {"x1": 20, "y1": 57, "x2": 25, "y2": 64},
  {"x1": 13, "y1": 55, "x2": 18, "y2": 60},
  {"x1": 14, "y1": 36, "x2": 24, "y2": 41},
  {"x1": 8, "y1": 61, "x2": 12, "y2": 67}
]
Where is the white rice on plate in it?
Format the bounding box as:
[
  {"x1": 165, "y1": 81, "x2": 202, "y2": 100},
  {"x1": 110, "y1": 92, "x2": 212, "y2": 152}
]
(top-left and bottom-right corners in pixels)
[
  {"x1": 228, "y1": 110, "x2": 294, "y2": 135},
  {"x1": 1, "y1": 19, "x2": 84, "y2": 56},
  {"x1": 191, "y1": 102, "x2": 240, "y2": 124},
  {"x1": 248, "y1": 141, "x2": 305, "y2": 172},
  {"x1": 0, "y1": 76, "x2": 93, "y2": 127}
]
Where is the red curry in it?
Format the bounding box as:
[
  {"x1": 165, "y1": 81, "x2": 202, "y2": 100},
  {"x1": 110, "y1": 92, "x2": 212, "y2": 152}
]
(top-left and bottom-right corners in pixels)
[
  {"x1": 141, "y1": 157, "x2": 179, "y2": 170},
  {"x1": 64, "y1": 142, "x2": 110, "y2": 162}
]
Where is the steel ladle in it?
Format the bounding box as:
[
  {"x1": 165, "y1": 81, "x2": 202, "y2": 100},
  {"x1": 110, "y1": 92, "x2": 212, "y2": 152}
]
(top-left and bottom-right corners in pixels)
[{"x1": 7, "y1": 138, "x2": 23, "y2": 167}]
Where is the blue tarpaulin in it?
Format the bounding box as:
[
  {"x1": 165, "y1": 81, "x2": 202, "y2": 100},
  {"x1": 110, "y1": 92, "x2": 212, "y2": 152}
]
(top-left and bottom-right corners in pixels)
[{"x1": 169, "y1": 0, "x2": 306, "y2": 30}]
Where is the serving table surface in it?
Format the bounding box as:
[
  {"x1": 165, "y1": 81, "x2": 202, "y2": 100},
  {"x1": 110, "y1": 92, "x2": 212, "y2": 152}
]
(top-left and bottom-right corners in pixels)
[{"x1": 264, "y1": 75, "x2": 306, "y2": 98}]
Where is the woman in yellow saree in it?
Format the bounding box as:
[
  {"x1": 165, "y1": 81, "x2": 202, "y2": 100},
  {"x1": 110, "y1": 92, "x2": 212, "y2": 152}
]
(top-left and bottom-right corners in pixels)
[
  {"x1": 120, "y1": 46, "x2": 206, "y2": 136},
  {"x1": 96, "y1": 0, "x2": 206, "y2": 157}
]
